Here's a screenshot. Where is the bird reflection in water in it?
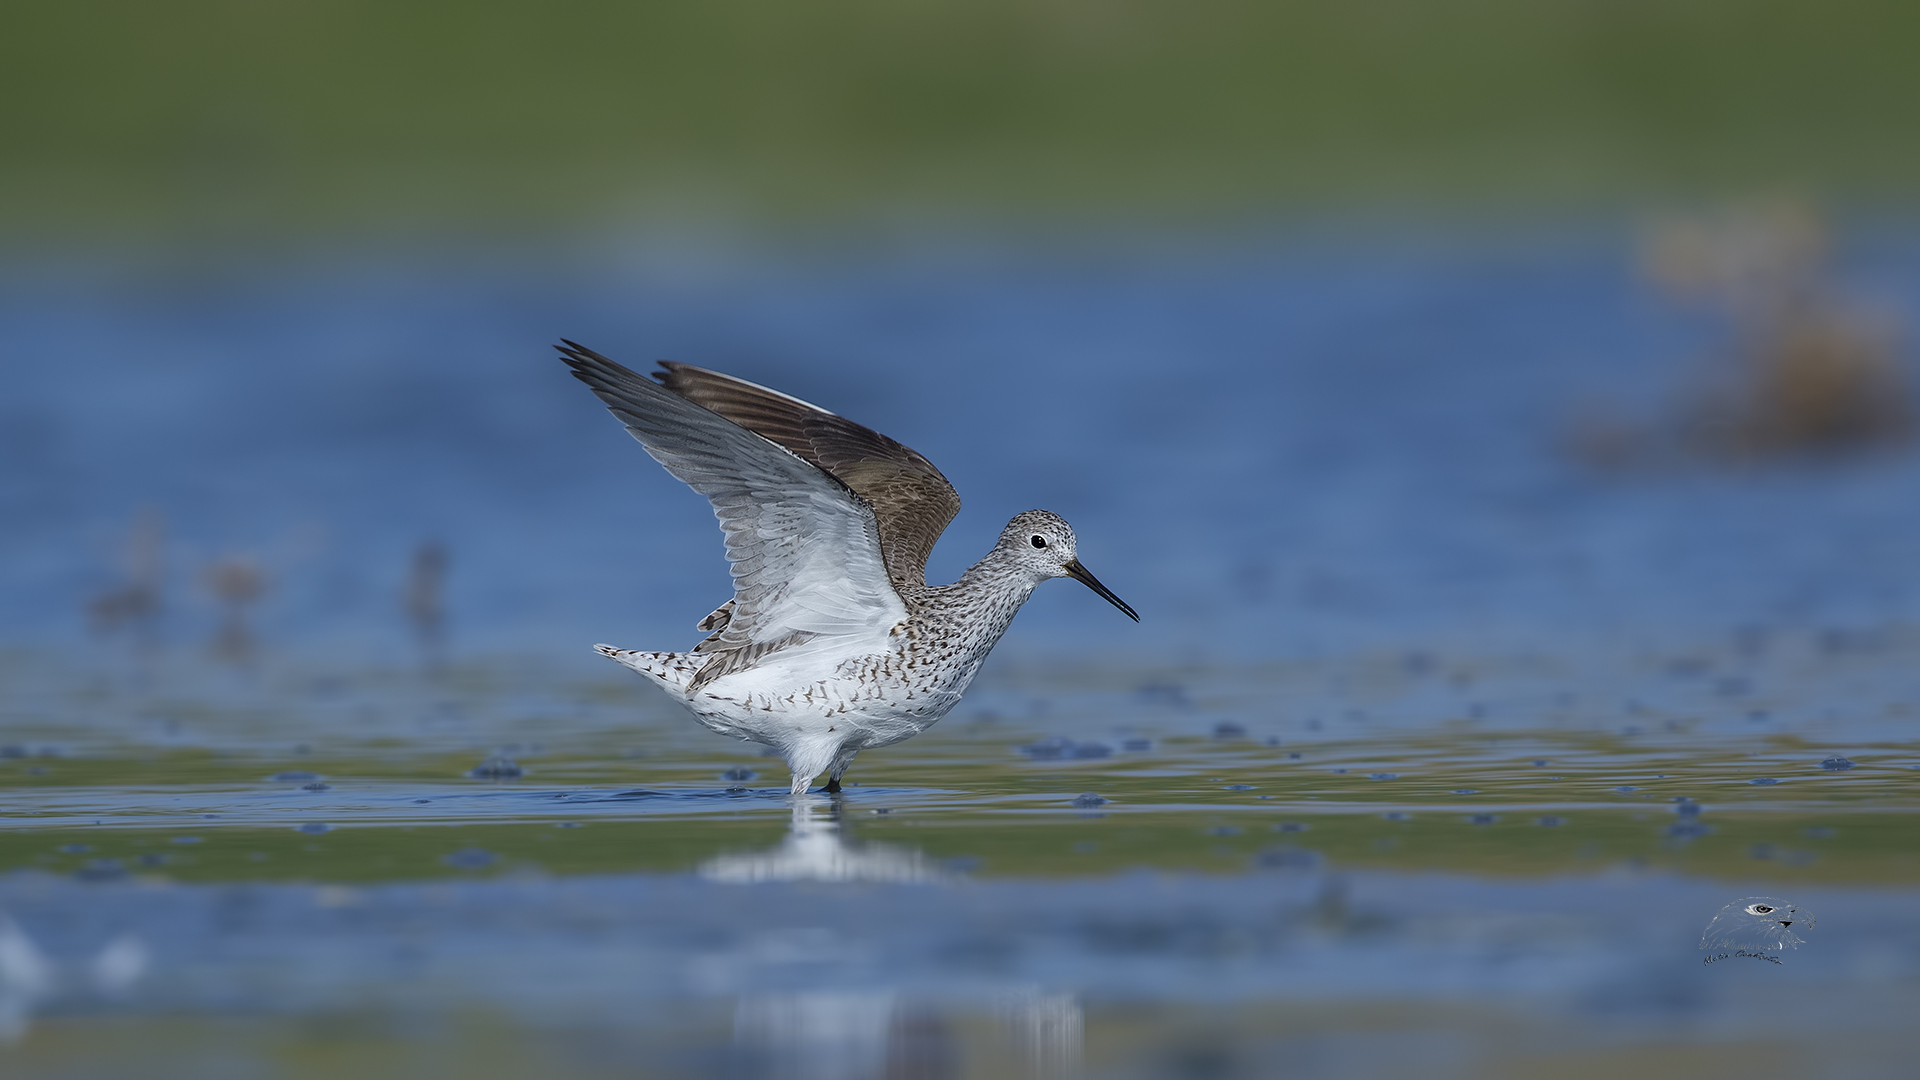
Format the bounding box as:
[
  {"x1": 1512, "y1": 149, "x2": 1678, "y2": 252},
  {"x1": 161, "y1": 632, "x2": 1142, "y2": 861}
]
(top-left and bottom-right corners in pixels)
[
  {"x1": 700, "y1": 801, "x2": 943, "y2": 885},
  {"x1": 733, "y1": 990, "x2": 909, "y2": 1080},
  {"x1": 713, "y1": 804, "x2": 1083, "y2": 1078},
  {"x1": 0, "y1": 913, "x2": 147, "y2": 1042},
  {"x1": 731, "y1": 987, "x2": 1082, "y2": 1080}
]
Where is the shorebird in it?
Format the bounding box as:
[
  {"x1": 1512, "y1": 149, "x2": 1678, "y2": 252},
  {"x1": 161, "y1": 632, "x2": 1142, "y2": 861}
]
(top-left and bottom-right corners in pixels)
[{"x1": 558, "y1": 342, "x2": 1138, "y2": 795}]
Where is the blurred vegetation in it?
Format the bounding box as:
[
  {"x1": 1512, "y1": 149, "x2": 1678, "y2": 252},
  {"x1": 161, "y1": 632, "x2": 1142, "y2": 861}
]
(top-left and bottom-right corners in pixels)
[
  {"x1": 1572, "y1": 200, "x2": 1912, "y2": 466},
  {"x1": 4, "y1": 0, "x2": 1919, "y2": 237},
  {"x1": 1653, "y1": 202, "x2": 1912, "y2": 458}
]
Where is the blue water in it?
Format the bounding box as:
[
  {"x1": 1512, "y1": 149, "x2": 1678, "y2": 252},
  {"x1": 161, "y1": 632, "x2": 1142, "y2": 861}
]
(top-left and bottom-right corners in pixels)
[
  {"x1": 7, "y1": 229, "x2": 1919, "y2": 666},
  {"x1": 5, "y1": 227, "x2": 1920, "y2": 1078}
]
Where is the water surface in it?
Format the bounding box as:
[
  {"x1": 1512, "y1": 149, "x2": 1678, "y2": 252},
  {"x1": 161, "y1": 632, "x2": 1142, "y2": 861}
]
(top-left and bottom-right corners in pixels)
[{"x1": 4, "y1": 234, "x2": 1920, "y2": 1076}]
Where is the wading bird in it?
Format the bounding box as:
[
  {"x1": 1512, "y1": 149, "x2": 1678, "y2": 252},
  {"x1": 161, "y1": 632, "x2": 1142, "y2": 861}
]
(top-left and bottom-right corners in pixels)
[{"x1": 560, "y1": 343, "x2": 1137, "y2": 795}]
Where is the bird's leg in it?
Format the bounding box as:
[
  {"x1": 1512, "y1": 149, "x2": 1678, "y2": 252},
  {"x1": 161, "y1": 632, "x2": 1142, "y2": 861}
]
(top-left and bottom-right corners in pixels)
[{"x1": 824, "y1": 745, "x2": 861, "y2": 796}]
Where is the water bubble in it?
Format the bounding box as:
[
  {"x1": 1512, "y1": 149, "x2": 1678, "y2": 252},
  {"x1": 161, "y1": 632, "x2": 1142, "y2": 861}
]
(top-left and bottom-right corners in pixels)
[
  {"x1": 1212, "y1": 721, "x2": 1247, "y2": 738},
  {"x1": 1451, "y1": 789, "x2": 1479, "y2": 795},
  {"x1": 1256, "y1": 846, "x2": 1322, "y2": 870},
  {"x1": 1368, "y1": 773, "x2": 1399, "y2": 781},
  {"x1": 1532, "y1": 760, "x2": 1549, "y2": 767},
  {"x1": 301, "y1": 782, "x2": 331, "y2": 792},
  {"x1": 1275, "y1": 822, "x2": 1309, "y2": 833},
  {"x1": 75, "y1": 858, "x2": 126, "y2": 882},
  {"x1": 1121, "y1": 738, "x2": 1153, "y2": 752},
  {"x1": 1613, "y1": 786, "x2": 1640, "y2": 793},
  {"x1": 1069, "y1": 793, "x2": 1108, "y2": 808},
  {"x1": 295, "y1": 822, "x2": 332, "y2": 835},
  {"x1": 1022, "y1": 738, "x2": 1111, "y2": 760},
  {"x1": 1819, "y1": 756, "x2": 1855, "y2": 771},
  {"x1": 720, "y1": 766, "x2": 758, "y2": 782},
  {"x1": 469, "y1": 755, "x2": 523, "y2": 780},
  {"x1": 1750, "y1": 777, "x2": 1780, "y2": 786},
  {"x1": 1223, "y1": 784, "x2": 1256, "y2": 791},
  {"x1": 1536, "y1": 816, "x2": 1566, "y2": 827},
  {"x1": 1134, "y1": 682, "x2": 1189, "y2": 707}
]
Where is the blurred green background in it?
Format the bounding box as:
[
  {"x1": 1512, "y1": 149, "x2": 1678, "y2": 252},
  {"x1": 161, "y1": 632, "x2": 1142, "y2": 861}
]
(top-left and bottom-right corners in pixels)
[{"x1": 5, "y1": 0, "x2": 1917, "y2": 240}]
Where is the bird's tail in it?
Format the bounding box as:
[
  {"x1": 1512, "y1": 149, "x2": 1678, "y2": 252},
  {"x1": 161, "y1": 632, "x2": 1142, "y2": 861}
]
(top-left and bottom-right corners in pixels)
[{"x1": 594, "y1": 645, "x2": 707, "y2": 695}]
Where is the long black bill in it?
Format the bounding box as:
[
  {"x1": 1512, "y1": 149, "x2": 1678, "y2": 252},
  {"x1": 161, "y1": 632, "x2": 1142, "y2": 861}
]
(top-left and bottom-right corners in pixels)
[{"x1": 1064, "y1": 559, "x2": 1140, "y2": 622}]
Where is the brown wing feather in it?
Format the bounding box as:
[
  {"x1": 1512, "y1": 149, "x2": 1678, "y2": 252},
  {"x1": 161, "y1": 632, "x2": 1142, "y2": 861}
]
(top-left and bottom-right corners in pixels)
[{"x1": 654, "y1": 361, "x2": 960, "y2": 589}]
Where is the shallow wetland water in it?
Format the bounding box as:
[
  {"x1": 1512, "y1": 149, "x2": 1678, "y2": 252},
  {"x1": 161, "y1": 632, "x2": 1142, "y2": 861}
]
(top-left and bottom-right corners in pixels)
[
  {"x1": 3, "y1": 630, "x2": 1917, "y2": 1080},
  {"x1": 5, "y1": 238, "x2": 1920, "y2": 1076}
]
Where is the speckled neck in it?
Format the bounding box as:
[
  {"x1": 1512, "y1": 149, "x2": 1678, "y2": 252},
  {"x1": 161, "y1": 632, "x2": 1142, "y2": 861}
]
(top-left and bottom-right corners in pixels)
[{"x1": 916, "y1": 543, "x2": 1044, "y2": 661}]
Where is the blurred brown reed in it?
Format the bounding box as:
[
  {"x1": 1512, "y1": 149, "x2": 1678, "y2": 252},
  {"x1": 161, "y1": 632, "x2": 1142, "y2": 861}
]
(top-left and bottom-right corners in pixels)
[
  {"x1": 1573, "y1": 201, "x2": 1910, "y2": 467},
  {"x1": 403, "y1": 541, "x2": 449, "y2": 667},
  {"x1": 1649, "y1": 201, "x2": 1909, "y2": 458},
  {"x1": 87, "y1": 509, "x2": 165, "y2": 647},
  {"x1": 203, "y1": 556, "x2": 267, "y2": 664}
]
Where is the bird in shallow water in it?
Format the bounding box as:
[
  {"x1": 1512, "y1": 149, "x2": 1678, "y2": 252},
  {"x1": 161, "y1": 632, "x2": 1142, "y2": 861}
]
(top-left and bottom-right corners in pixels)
[{"x1": 558, "y1": 342, "x2": 1138, "y2": 795}]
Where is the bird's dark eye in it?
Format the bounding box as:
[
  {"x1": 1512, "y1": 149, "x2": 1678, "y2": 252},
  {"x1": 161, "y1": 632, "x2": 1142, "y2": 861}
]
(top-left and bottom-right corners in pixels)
[
  {"x1": 1031, "y1": 535, "x2": 1047, "y2": 549},
  {"x1": 1750, "y1": 905, "x2": 1773, "y2": 914}
]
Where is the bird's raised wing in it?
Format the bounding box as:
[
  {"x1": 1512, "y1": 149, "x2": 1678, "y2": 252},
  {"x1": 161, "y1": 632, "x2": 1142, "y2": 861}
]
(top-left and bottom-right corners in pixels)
[
  {"x1": 653, "y1": 360, "x2": 960, "y2": 590},
  {"x1": 559, "y1": 343, "x2": 908, "y2": 689}
]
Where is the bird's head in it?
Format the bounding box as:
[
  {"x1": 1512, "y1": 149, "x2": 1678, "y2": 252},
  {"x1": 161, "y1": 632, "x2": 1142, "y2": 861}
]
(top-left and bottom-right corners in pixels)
[
  {"x1": 998, "y1": 510, "x2": 1138, "y2": 622},
  {"x1": 1700, "y1": 895, "x2": 1815, "y2": 952}
]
